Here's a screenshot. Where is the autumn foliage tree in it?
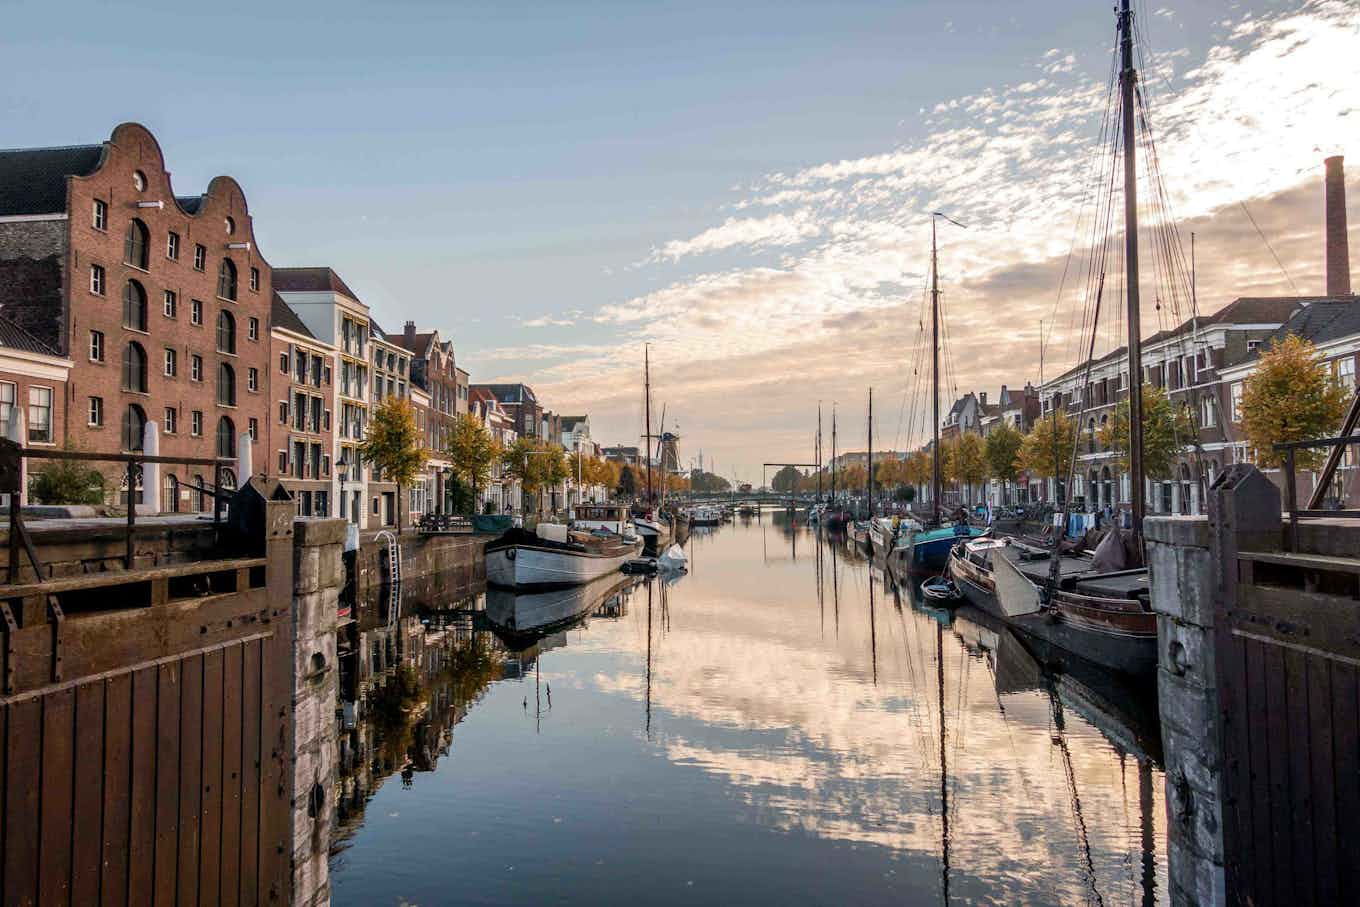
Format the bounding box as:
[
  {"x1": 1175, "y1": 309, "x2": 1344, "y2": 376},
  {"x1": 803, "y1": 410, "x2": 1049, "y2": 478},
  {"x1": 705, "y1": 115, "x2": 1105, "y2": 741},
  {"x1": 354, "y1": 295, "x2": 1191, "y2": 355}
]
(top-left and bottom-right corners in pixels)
[
  {"x1": 951, "y1": 433, "x2": 988, "y2": 505},
  {"x1": 360, "y1": 397, "x2": 428, "y2": 531},
  {"x1": 984, "y1": 423, "x2": 1024, "y2": 504},
  {"x1": 446, "y1": 413, "x2": 500, "y2": 511},
  {"x1": 771, "y1": 465, "x2": 803, "y2": 492},
  {"x1": 501, "y1": 439, "x2": 568, "y2": 515},
  {"x1": 1098, "y1": 384, "x2": 1196, "y2": 479},
  {"x1": 1018, "y1": 411, "x2": 1077, "y2": 494},
  {"x1": 1241, "y1": 335, "x2": 1350, "y2": 469}
]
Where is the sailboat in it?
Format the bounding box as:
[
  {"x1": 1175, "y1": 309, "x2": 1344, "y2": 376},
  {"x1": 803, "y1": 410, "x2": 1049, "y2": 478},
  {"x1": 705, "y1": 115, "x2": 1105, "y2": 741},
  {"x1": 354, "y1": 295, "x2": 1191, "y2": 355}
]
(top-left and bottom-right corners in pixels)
[
  {"x1": 824, "y1": 404, "x2": 853, "y2": 531},
  {"x1": 887, "y1": 216, "x2": 986, "y2": 575},
  {"x1": 946, "y1": 0, "x2": 1159, "y2": 678},
  {"x1": 633, "y1": 345, "x2": 672, "y2": 555},
  {"x1": 848, "y1": 389, "x2": 876, "y2": 551}
]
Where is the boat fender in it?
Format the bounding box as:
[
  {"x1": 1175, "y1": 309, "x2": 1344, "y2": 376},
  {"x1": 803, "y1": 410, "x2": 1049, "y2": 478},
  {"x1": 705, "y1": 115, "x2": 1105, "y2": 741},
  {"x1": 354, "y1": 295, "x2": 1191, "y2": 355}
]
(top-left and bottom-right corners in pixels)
[{"x1": 506, "y1": 548, "x2": 516, "y2": 561}]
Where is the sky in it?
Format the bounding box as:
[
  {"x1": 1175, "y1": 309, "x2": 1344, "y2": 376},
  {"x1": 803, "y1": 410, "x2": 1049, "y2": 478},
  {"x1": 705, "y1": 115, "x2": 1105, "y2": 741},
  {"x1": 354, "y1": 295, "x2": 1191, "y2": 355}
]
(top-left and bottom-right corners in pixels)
[{"x1": 4, "y1": 0, "x2": 1358, "y2": 483}]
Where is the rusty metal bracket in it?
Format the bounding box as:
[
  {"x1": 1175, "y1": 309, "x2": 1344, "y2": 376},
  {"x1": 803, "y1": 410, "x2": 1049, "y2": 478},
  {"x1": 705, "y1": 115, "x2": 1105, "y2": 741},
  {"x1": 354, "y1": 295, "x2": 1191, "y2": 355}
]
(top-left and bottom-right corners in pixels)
[
  {"x1": 46, "y1": 596, "x2": 63, "y2": 682},
  {"x1": 0, "y1": 599, "x2": 15, "y2": 695}
]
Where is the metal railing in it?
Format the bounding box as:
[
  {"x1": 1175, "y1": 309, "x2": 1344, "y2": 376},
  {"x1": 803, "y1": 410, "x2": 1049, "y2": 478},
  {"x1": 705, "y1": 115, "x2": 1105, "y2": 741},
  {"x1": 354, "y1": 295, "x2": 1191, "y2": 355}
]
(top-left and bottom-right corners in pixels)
[
  {"x1": 1274, "y1": 434, "x2": 1360, "y2": 551},
  {"x1": 6, "y1": 445, "x2": 236, "y2": 572}
]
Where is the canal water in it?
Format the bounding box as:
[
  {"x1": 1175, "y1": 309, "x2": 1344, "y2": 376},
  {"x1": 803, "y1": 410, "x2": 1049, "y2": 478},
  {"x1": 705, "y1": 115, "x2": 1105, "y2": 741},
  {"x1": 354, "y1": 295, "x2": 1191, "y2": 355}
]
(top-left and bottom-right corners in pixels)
[{"x1": 331, "y1": 510, "x2": 1166, "y2": 906}]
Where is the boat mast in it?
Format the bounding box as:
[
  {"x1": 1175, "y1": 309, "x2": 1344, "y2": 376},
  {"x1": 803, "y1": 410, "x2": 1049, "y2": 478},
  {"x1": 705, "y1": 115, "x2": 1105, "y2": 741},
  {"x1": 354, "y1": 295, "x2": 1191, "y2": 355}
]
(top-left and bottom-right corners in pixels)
[
  {"x1": 644, "y1": 344, "x2": 654, "y2": 507},
  {"x1": 1119, "y1": 0, "x2": 1146, "y2": 532},
  {"x1": 938, "y1": 621, "x2": 950, "y2": 903},
  {"x1": 867, "y1": 388, "x2": 875, "y2": 518},
  {"x1": 831, "y1": 404, "x2": 838, "y2": 505},
  {"x1": 817, "y1": 403, "x2": 823, "y2": 502},
  {"x1": 930, "y1": 219, "x2": 942, "y2": 524}
]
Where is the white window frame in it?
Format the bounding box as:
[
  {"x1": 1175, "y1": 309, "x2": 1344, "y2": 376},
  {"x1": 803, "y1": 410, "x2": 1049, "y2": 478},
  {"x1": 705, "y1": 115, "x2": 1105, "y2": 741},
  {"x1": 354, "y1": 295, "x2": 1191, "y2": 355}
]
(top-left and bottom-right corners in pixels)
[
  {"x1": 190, "y1": 355, "x2": 202, "y2": 382},
  {"x1": 88, "y1": 396, "x2": 103, "y2": 427},
  {"x1": 164, "y1": 348, "x2": 177, "y2": 377},
  {"x1": 164, "y1": 290, "x2": 177, "y2": 318},
  {"x1": 26, "y1": 385, "x2": 50, "y2": 443},
  {"x1": 164, "y1": 407, "x2": 178, "y2": 435},
  {"x1": 89, "y1": 330, "x2": 104, "y2": 362},
  {"x1": 191, "y1": 410, "x2": 203, "y2": 436},
  {"x1": 1230, "y1": 382, "x2": 1244, "y2": 423},
  {"x1": 90, "y1": 264, "x2": 105, "y2": 295},
  {"x1": 92, "y1": 199, "x2": 107, "y2": 230},
  {"x1": 167, "y1": 231, "x2": 179, "y2": 260}
]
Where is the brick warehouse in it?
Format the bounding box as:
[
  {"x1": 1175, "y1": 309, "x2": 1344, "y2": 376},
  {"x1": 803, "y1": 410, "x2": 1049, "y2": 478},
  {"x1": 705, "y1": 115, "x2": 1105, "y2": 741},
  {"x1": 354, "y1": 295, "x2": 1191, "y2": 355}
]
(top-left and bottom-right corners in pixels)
[{"x1": 0, "y1": 122, "x2": 273, "y2": 506}]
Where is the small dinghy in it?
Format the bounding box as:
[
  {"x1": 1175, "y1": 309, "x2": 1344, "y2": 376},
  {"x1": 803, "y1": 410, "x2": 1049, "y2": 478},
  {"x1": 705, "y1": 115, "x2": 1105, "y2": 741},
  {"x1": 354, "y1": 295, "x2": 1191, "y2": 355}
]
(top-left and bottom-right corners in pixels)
[{"x1": 921, "y1": 574, "x2": 962, "y2": 603}]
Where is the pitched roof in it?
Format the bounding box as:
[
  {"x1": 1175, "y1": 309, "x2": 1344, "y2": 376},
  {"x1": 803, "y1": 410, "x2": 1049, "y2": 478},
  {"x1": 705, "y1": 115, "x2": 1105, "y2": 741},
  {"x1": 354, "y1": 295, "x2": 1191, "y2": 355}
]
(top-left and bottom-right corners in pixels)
[
  {"x1": 0, "y1": 311, "x2": 61, "y2": 356},
  {"x1": 175, "y1": 195, "x2": 204, "y2": 214},
  {"x1": 270, "y1": 292, "x2": 313, "y2": 339},
  {"x1": 560, "y1": 416, "x2": 587, "y2": 430},
  {"x1": 272, "y1": 267, "x2": 362, "y2": 301},
  {"x1": 0, "y1": 144, "x2": 104, "y2": 216},
  {"x1": 392, "y1": 329, "x2": 435, "y2": 356},
  {"x1": 1258, "y1": 300, "x2": 1360, "y2": 351}
]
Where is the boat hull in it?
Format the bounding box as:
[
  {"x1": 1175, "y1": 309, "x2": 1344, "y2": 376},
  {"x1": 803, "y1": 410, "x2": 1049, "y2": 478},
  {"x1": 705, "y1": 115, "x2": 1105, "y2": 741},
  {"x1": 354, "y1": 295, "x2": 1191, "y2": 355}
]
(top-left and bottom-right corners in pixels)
[
  {"x1": 485, "y1": 539, "x2": 641, "y2": 590},
  {"x1": 949, "y1": 548, "x2": 1157, "y2": 677},
  {"x1": 485, "y1": 572, "x2": 639, "y2": 644}
]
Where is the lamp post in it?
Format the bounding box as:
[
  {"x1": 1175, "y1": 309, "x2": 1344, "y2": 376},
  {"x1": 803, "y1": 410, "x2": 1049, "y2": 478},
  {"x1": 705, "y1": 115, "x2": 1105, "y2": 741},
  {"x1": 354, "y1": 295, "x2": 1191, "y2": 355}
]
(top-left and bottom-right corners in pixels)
[{"x1": 336, "y1": 453, "x2": 350, "y2": 524}]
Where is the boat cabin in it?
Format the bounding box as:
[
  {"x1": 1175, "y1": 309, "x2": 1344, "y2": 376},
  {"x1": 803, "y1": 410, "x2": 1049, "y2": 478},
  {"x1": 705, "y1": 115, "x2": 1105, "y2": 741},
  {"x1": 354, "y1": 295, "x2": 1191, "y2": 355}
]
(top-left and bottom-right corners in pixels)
[{"x1": 572, "y1": 504, "x2": 635, "y2": 537}]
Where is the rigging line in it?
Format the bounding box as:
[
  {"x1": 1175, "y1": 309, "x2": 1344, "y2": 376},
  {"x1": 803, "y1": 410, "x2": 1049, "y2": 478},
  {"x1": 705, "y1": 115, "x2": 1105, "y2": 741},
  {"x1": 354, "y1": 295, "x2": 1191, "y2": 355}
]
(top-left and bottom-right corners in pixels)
[{"x1": 1239, "y1": 202, "x2": 1300, "y2": 295}]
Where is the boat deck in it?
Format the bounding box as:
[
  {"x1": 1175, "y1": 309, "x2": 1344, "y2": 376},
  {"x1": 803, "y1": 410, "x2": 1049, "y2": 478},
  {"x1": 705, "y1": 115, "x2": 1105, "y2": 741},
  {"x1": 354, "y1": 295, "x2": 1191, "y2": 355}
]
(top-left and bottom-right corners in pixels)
[{"x1": 1074, "y1": 571, "x2": 1149, "y2": 600}]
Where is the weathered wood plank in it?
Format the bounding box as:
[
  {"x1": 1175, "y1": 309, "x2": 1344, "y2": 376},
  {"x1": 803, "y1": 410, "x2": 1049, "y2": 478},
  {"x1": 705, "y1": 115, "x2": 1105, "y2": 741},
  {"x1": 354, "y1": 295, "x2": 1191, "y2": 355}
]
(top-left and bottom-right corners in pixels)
[
  {"x1": 1333, "y1": 662, "x2": 1360, "y2": 905},
  {"x1": 1219, "y1": 627, "x2": 1253, "y2": 897},
  {"x1": 258, "y1": 618, "x2": 291, "y2": 904},
  {"x1": 237, "y1": 637, "x2": 261, "y2": 905},
  {"x1": 153, "y1": 661, "x2": 180, "y2": 907},
  {"x1": 1283, "y1": 648, "x2": 1315, "y2": 907},
  {"x1": 3, "y1": 587, "x2": 271, "y2": 697},
  {"x1": 0, "y1": 557, "x2": 267, "y2": 599},
  {"x1": 4, "y1": 697, "x2": 40, "y2": 907},
  {"x1": 38, "y1": 686, "x2": 75, "y2": 907},
  {"x1": 198, "y1": 648, "x2": 223, "y2": 907},
  {"x1": 99, "y1": 673, "x2": 132, "y2": 907},
  {"x1": 127, "y1": 667, "x2": 158, "y2": 904},
  {"x1": 0, "y1": 700, "x2": 7, "y2": 899},
  {"x1": 219, "y1": 642, "x2": 243, "y2": 907},
  {"x1": 1245, "y1": 638, "x2": 1275, "y2": 903},
  {"x1": 175, "y1": 653, "x2": 202, "y2": 907},
  {"x1": 1308, "y1": 659, "x2": 1338, "y2": 906},
  {"x1": 1234, "y1": 585, "x2": 1360, "y2": 665},
  {"x1": 1264, "y1": 643, "x2": 1295, "y2": 906},
  {"x1": 70, "y1": 681, "x2": 106, "y2": 906}
]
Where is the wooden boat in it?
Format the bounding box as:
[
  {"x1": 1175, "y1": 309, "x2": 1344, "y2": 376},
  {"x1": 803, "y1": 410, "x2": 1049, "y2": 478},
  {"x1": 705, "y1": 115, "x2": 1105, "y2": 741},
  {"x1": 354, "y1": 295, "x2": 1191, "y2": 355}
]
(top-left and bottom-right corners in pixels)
[
  {"x1": 485, "y1": 525, "x2": 642, "y2": 590},
  {"x1": 888, "y1": 523, "x2": 988, "y2": 576},
  {"x1": 632, "y1": 515, "x2": 670, "y2": 555},
  {"x1": 847, "y1": 521, "x2": 871, "y2": 550},
  {"x1": 947, "y1": 536, "x2": 1157, "y2": 677},
  {"x1": 688, "y1": 505, "x2": 723, "y2": 527}
]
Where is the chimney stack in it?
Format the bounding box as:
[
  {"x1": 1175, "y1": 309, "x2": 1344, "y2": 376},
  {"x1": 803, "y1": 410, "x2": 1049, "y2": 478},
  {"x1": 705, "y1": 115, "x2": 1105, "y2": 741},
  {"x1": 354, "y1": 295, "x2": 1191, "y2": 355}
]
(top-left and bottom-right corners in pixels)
[
  {"x1": 404, "y1": 320, "x2": 417, "y2": 346},
  {"x1": 979, "y1": 391, "x2": 987, "y2": 407},
  {"x1": 1325, "y1": 155, "x2": 1352, "y2": 297}
]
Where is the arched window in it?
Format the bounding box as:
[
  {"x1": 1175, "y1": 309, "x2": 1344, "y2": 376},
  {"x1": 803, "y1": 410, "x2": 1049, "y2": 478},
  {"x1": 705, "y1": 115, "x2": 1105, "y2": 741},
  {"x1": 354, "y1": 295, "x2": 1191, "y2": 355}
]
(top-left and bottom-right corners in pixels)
[
  {"x1": 217, "y1": 259, "x2": 238, "y2": 301},
  {"x1": 163, "y1": 474, "x2": 179, "y2": 513},
  {"x1": 123, "y1": 279, "x2": 147, "y2": 331},
  {"x1": 1088, "y1": 469, "x2": 1100, "y2": 509},
  {"x1": 123, "y1": 404, "x2": 147, "y2": 451},
  {"x1": 123, "y1": 341, "x2": 148, "y2": 392},
  {"x1": 217, "y1": 417, "x2": 236, "y2": 459},
  {"x1": 217, "y1": 362, "x2": 236, "y2": 406},
  {"x1": 193, "y1": 473, "x2": 207, "y2": 512},
  {"x1": 217, "y1": 310, "x2": 236, "y2": 353},
  {"x1": 1101, "y1": 465, "x2": 1113, "y2": 506},
  {"x1": 1179, "y1": 462, "x2": 1193, "y2": 515},
  {"x1": 124, "y1": 218, "x2": 149, "y2": 269},
  {"x1": 1087, "y1": 417, "x2": 1097, "y2": 453}
]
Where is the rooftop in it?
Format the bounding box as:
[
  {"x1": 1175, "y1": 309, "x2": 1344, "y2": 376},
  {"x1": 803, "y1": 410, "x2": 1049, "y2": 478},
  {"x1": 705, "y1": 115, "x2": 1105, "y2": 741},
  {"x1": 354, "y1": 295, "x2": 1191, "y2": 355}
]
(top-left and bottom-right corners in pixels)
[
  {"x1": 270, "y1": 292, "x2": 313, "y2": 339},
  {"x1": 272, "y1": 267, "x2": 363, "y2": 302},
  {"x1": 0, "y1": 144, "x2": 104, "y2": 216},
  {"x1": 0, "y1": 312, "x2": 61, "y2": 357}
]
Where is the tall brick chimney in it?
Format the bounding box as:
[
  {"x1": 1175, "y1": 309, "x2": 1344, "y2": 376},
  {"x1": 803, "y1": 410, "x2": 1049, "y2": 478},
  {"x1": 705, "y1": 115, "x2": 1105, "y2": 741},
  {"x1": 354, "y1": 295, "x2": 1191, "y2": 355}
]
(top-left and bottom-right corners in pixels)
[
  {"x1": 1325, "y1": 155, "x2": 1352, "y2": 296},
  {"x1": 404, "y1": 320, "x2": 417, "y2": 347}
]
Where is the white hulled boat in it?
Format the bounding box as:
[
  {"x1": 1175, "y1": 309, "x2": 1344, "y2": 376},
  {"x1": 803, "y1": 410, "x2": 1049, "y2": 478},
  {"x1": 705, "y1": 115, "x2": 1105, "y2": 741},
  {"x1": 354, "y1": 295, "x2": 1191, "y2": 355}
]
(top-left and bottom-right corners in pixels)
[{"x1": 485, "y1": 523, "x2": 642, "y2": 589}]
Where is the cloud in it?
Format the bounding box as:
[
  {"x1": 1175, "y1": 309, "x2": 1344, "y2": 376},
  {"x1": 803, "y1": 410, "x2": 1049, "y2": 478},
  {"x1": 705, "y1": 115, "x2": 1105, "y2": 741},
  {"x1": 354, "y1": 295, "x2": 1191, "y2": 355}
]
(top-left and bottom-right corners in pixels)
[{"x1": 497, "y1": 0, "x2": 1360, "y2": 478}]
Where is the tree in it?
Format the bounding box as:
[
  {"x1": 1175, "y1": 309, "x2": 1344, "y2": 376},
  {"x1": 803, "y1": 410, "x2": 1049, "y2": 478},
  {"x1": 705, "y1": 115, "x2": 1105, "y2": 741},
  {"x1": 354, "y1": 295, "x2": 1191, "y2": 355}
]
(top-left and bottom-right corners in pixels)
[
  {"x1": 1098, "y1": 384, "x2": 1196, "y2": 479},
  {"x1": 985, "y1": 423, "x2": 1024, "y2": 504},
  {"x1": 771, "y1": 465, "x2": 802, "y2": 492},
  {"x1": 616, "y1": 464, "x2": 637, "y2": 498},
  {"x1": 359, "y1": 397, "x2": 427, "y2": 531},
  {"x1": 446, "y1": 413, "x2": 500, "y2": 512},
  {"x1": 903, "y1": 450, "x2": 931, "y2": 489},
  {"x1": 1018, "y1": 411, "x2": 1077, "y2": 499},
  {"x1": 690, "y1": 470, "x2": 731, "y2": 493},
  {"x1": 29, "y1": 445, "x2": 105, "y2": 506},
  {"x1": 953, "y1": 433, "x2": 988, "y2": 505},
  {"x1": 1241, "y1": 334, "x2": 1350, "y2": 469},
  {"x1": 501, "y1": 438, "x2": 566, "y2": 516}
]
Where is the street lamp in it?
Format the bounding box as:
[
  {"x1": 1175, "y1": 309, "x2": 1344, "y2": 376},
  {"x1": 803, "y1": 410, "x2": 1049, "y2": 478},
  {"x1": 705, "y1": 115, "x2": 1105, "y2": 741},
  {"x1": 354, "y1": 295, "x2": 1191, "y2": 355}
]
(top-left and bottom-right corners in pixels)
[{"x1": 336, "y1": 453, "x2": 350, "y2": 524}]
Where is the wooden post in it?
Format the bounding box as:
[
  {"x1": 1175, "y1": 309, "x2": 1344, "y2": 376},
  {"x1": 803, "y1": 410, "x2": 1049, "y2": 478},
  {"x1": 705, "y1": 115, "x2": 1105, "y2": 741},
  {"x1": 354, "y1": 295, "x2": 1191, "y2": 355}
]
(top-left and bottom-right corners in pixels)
[{"x1": 1284, "y1": 448, "x2": 1297, "y2": 552}]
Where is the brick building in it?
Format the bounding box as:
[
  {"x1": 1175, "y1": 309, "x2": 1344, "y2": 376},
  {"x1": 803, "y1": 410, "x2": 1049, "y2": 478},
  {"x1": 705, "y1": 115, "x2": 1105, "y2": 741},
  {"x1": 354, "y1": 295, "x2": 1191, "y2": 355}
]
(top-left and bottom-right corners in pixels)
[
  {"x1": 396, "y1": 323, "x2": 462, "y2": 512},
  {"x1": 472, "y1": 383, "x2": 542, "y2": 442},
  {"x1": 0, "y1": 317, "x2": 73, "y2": 492},
  {"x1": 269, "y1": 292, "x2": 336, "y2": 517},
  {"x1": 0, "y1": 122, "x2": 274, "y2": 504},
  {"x1": 274, "y1": 267, "x2": 371, "y2": 526}
]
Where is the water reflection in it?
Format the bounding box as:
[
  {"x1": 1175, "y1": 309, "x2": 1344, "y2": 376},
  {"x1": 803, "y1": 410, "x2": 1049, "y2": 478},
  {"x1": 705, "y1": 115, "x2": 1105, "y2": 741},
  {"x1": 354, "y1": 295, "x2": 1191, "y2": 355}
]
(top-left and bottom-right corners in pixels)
[{"x1": 331, "y1": 513, "x2": 1166, "y2": 906}]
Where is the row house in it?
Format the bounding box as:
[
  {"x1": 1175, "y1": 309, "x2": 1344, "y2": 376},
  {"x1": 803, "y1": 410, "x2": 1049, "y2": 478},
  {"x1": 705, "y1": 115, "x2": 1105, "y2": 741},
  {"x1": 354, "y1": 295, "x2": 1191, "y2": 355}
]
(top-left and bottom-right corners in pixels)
[
  {"x1": 472, "y1": 383, "x2": 542, "y2": 441},
  {"x1": 0, "y1": 122, "x2": 273, "y2": 507},
  {"x1": 396, "y1": 323, "x2": 462, "y2": 513},
  {"x1": 469, "y1": 387, "x2": 520, "y2": 515},
  {"x1": 367, "y1": 321, "x2": 411, "y2": 527},
  {"x1": 275, "y1": 267, "x2": 374, "y2": 527},
  {"x1": 269, "y1": 292, "x2": 335, "y2": 517},
  {"x1": 0, "y1": 318, "x2": 73, "y2": 504},
  {"x1": 408, "y1": 383, "x2": 433, "y2": 520}
]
